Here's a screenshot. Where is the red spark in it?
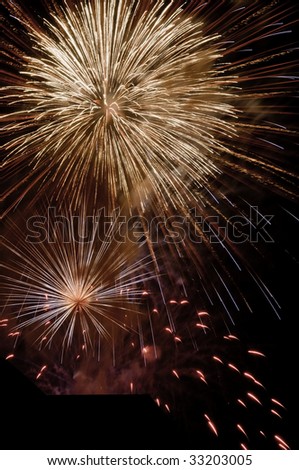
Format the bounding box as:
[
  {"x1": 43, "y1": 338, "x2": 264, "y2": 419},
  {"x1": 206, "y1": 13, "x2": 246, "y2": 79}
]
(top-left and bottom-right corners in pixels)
[
  {"x1": 247, "y1": 392, "x2": 262, "y2": 405},
  {"x1": 213, "y1": 356, "x2": 223, "y2": 364},
  {"x1": 204, "y1": 414, "x2": 218, "y2": 437},
  {"x1": 270, "y1": 409, "x2": 282, "y2": 419},
  {"x1": 274, "y1": 435, "x2": 290, "y2": 449},
  {"x1": 164, "y1": 327, "x2": 173, "y2": 334},
  {"x1": 228, "y1": 363, "x2": 240, "y2": 373},
  {"x1": 197, "y1": 311, "x2": 209, "y2": 317},
  {"x1": 244, "y1": 372, "x2": 264, "y2": 388},
  {"x1": 228, "y1": 335, "x2": 239, "y2": 340},
  {"x1": 248, "y1": 350, "x2": 266, "y2": 358},
  {"x1": 36, "y1": 365, "x2": 47, "y2": 380},
  {"x1": 237, "y1": 424, "x2": 248, "y2": 439},
  {"x1": 278, "y1": 443, "x2": 289, "y2": 450},
  {"x1": 271, "y1": 398, "x2": 286, "y2": 409},
  {"x1": 208, "y1": 421, "x2": 218, "y2": 436},
  {"x1": 237, "y1": 399, "x2": 247, "y2": 408},
  {"x1": 196, "y1": 323, "x2": 210, "y2": 330}
]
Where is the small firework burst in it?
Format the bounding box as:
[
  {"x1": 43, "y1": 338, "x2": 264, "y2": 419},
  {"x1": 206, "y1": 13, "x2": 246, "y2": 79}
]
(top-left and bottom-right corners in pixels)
[{"x1": 1, "y1": 206, "x2": 154, "y2": 358}]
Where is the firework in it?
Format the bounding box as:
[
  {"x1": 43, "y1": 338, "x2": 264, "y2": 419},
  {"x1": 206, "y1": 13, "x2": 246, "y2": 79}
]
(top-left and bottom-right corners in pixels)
[
  {"x1": 1, "y1": 206, "x2": 154, "y2": 359},
  {"x1": 0, "y1": 0, "x2": 298, "y2": 450},
  {"x1": 2, "y1": 0, "x2": 297, "y2": 218}
]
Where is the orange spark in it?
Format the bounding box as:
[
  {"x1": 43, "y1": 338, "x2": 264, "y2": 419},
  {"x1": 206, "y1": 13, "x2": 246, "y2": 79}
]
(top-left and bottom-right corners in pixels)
[
  {"x1": 213, "y1": 356, "x2": 223, "y2": 364},
  {"x1": 274, "y1": 435, "x2": 290, "y2": 449},
  {"x1": 164, "y1": 327, "x2": 173, "y2": 334},
  {"x1": 237, "y1": 399, "x2": 247, "y2": 408},
  {"x1": 197, "y1": 311, "x2": 209, "y2": 317},
  {"x1": 237, "y1": 424, "x2": 248, "y2": 439},
  {"x1": 228, "y1": 363, "x2": 240, "y2": 373},
  {"x1": 196, "y1": 323, "x2": 210, "y2": 329},
  {"x1": 271, "y1": 409, "x2": 282, "y2": 419},
  {"x1": 228, "y1": 335, "x2": 239, "y2": 340},
  {"x1": 248, "y1": 350, "x2": 266, "y2": 357},
  {"x1": 247, "y1": 392, "x2": 262, "y2": 405},
  {"x1": 271, "y1": 398, "x2": 286, "y2": 409}
]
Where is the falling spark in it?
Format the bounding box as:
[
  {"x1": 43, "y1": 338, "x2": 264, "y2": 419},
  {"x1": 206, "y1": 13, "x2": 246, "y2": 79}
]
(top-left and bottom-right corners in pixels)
[
  {"x1": 274, "y1": 435, "x2": 290, "y2": 449},
  {"x1": 248, "y1": 350, "x2": 266, "y2": 358},
  {"x1": 197, "y1": 311, "x2": 210, "y2": 318},
  {"x1": 244, "y1": 372, "x2": 264, "y2": 388},
  {"x1": 237, "y1": 399, "x2": 247, "y2": 408},
  {"x1": 270, "y1": 409, "x2": 282, "y2": 419},
  {"x1": 36, "y1": 365, "x2": 47, "y2": 380},
  {"x1": 196, "y1": 323, "x2": 210, "y2": 330},
  {"x1": 247, "y1": 392, "x2": 262, "y2": 405},
  {"x1": 165, "y1": 404, "x2": 171, "y2": 413},
  {"x1": 228, "y1": 363, "x2": 241, "y2": 373},
  {"x1": 271, "y1": 398, "x2": 286, "y2": 409},
  {"x1": 213, "y1": 356, "x2": 224, "y2": 364},
  {"x1": 5, "y1": 354, "x2": 14, "y2": 360},
  {"x1": 204, "y1": 414, "x2": 218, "y2": 437},
  {"x1": 237, "y1": 424, "x2": 249, "y2": 440}
]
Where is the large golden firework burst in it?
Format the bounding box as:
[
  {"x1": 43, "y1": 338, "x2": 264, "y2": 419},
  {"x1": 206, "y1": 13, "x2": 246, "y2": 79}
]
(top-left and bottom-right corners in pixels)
[{"x1": 2, "y1": 0, "x2": 240, "y2": 213}]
